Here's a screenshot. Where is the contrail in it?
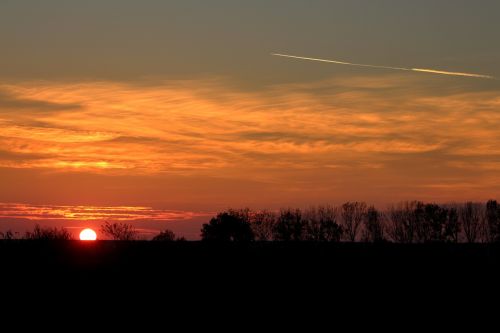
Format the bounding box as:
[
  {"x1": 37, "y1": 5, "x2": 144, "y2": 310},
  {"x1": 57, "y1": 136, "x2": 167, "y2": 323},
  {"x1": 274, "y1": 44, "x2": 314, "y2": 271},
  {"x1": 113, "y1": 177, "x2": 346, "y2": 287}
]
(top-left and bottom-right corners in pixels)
[{"x1": 271, "y1": 53, "x2": 495, "y2": 79}]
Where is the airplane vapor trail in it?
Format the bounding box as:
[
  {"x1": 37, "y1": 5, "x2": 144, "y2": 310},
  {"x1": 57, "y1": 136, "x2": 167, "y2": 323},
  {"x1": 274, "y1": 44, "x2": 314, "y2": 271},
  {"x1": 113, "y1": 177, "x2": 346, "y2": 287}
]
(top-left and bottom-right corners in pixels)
[{"x1": 271, "y1": 53, "x2": 495, "y2": 79}]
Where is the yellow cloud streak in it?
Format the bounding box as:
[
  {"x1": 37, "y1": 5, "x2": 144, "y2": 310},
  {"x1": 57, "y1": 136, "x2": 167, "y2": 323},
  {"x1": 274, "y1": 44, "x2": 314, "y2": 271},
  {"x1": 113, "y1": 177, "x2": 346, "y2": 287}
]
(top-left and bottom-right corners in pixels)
[
  {"x1": 411, "y1": 68, "x2": 494, "y2": 79},
  {"x1": 0, "y1": 203, "x2": 210, "y2": 221},
  {"x1": 272, "y1": 53, "x2": 495, "y2": 79}
]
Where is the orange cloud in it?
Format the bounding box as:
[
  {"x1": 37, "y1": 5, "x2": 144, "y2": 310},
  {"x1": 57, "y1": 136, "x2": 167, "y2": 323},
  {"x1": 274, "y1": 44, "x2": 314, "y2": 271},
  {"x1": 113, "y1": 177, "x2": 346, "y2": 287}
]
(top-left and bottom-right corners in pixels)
[{"x1": 0, "y1": 76, "x2": 499, "y2": 206}]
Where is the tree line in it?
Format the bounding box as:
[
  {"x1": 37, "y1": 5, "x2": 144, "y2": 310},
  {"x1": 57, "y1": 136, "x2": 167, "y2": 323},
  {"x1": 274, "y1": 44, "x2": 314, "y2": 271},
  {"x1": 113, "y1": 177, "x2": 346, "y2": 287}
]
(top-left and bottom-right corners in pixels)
[
  {"x1": 201, "y1": 200, "x2": 500, "y2": 243},
  {"x1": 1, "y1": 200, "x2": 499, "y2": 243}
]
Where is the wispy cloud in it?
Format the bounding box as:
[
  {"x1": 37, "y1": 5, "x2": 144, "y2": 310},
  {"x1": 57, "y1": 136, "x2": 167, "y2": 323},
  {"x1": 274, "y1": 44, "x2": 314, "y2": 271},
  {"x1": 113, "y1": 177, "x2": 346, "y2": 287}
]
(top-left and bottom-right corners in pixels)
[
  {"x1": 0, "y1": 76, "x2": 499, "y2": 206},
  {"x1": 0, "y1": 90, "x2": 82, "y2": 112},
  {"x1": 0, "y1": 78, "x2": 499, "y2": 172}
]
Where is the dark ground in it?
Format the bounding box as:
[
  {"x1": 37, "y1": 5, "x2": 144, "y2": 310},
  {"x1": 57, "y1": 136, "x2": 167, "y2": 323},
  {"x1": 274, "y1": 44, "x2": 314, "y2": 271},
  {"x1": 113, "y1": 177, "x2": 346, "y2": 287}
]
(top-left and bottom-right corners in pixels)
[
  {"x1": 1, "y1": 241, "x2": 498, "y2": 324},
  {"x1": 2, "y1": 241, "x2": 499, "y2": 286}
]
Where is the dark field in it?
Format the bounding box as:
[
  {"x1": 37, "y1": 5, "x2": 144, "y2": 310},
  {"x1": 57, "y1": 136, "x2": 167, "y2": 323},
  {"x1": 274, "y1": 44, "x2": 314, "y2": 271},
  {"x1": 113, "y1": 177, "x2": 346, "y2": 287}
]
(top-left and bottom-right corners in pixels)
[
  {"x1": 2, "y1": 241, "x2": 499, "y2": 321},
  {"x1": 2, "y1": 241, "x2": 499, "y2": 287}
]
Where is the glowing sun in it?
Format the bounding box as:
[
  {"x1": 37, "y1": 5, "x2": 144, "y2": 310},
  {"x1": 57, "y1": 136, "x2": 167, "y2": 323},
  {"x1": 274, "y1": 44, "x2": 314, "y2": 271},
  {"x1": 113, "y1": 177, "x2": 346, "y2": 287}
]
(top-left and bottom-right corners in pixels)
[{"x1": 79, "y1": 228, "x2": 97, "y2": 241}]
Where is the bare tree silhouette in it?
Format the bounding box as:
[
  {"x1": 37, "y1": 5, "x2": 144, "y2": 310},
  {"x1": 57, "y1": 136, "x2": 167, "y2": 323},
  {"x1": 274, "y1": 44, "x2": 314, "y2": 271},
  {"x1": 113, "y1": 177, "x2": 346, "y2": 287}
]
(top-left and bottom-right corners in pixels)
[
  {"x1": 251, "y1": 210, "x2": 276, "y2": 241},
  {"x1": 444, "y1": 207, "x2": 460, "y2": 243},
  {"x1": 460, "y1": 202, "x2": 482, "y2": 243},
  {"x1": 486, "y1": 200, "x2": 500, "y2": 242},
  {"x1": 341, "y1": 202, "x2": 367, "y2": 242},
  {"x1": 412, "y1": 202, "x2": 428, "y2": 242},
  {"x1": 100, "y1": 222, "x2": 138, "y2": 240},
  {"x1": 363, "y1": 206, "x2": 385, "y2": 242},
  {"x1": 387, "y1": 201, "x2": 420, "y2": 243},
  {"x1": 303, "y1": 205, "x2": 343, "y2": 242}
]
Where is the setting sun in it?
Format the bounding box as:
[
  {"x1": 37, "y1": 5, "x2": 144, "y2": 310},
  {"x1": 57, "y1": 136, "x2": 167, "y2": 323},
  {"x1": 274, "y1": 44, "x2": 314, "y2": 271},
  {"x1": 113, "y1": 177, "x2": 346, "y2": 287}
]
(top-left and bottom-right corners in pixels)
[{"x1": 79, "y1": 228, "x2": 97, "y2": 241}]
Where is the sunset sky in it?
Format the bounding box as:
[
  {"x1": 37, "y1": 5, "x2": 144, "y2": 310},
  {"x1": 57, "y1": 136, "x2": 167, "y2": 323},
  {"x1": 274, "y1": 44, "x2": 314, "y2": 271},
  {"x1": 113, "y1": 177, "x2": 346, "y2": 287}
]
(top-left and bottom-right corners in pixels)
[{"x1": 1, "y1": 1, "x2": 499, "y2": 238}]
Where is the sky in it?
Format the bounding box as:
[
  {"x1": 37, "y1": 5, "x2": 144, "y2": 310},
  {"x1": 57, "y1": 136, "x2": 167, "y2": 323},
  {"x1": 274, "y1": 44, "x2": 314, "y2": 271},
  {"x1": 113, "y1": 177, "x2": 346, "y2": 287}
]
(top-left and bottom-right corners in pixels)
[{"x1": 1, "y1": 0, "x2": 500, "y2": 238}]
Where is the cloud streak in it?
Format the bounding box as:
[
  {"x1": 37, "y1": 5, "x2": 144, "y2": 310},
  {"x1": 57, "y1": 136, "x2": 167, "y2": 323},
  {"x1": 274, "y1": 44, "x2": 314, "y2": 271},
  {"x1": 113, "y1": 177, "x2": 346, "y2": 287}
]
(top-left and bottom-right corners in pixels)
[
  {"x1": 271, "y1": 53, "x2": 495, "y2": 79},
  {"x1": 0, "y1": 203, "x2": 210, "y2": 221}
]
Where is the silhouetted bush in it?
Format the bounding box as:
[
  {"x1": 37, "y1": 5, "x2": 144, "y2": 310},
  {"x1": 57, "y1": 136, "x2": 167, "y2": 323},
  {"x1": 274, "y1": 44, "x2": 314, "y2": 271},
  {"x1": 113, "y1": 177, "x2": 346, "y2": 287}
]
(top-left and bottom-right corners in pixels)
[
  {"x1": 201, "y1": 209, "x2": 254, "y2": 241},
  {"x1": 152, "y1": 229, "x2": 176, "y2": 241},
  {"x1": 0, "y1": 230, "x2": 16, "y2": 240},
  {"x1": 100, "y1": 222, "x2": 138, "y2": 240},
  {"x1": 24, "y1": 224, "x2": 73, "y2": 240}
]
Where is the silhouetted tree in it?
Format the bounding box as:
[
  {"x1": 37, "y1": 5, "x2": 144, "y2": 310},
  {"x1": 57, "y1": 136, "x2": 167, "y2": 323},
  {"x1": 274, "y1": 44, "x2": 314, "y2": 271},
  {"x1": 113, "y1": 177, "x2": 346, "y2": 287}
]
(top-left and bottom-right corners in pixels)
[
  {"x1": 25, "y1": 224, "x2": 73, "y2": 240},
  {"x1": 418, "y1": 204, "x2": 448, "y2": 242},
  {"x1": 363, "y1": 206, "x2": 385, "y2": 242},
  {"x1": 100, "y1": 222, "x2": 138, "y2": 240},
  {"x1": 250, "y1": 210, "x2": 276, "y2": 241},
  {"x1": 201, "y1": 209, "x2": 254, "y2": 241},
  {"x1": 303, "y1": 205, "x2": 343, "y2": 242},
  {"x1": 444, "y1": 207, "x2": 460, "y2": 243},
  {"x1": 387, "y1": 201, "x2": 421, "y2": 243},
  {"x1": 273, "y1": 208, "x2": 304, "y2": 241},
  {"x1": 319, "y1": 206, "x2": 344, "y2": 242},
  {"x1": 341, "y1": 202, "x2": 367, "y2": 242},
  {"x1": 460, "y1": 202, "x2": 482, "y2": 243},
  {"x1": 411, "y1": 202, "x2": 427, "y2": 242},
  {"x1": 152, "y1": 229, "x2": 176, "y2": 241},
  {"x1": 486, "y1": 200, "x2": 500, "y2": 242}
]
